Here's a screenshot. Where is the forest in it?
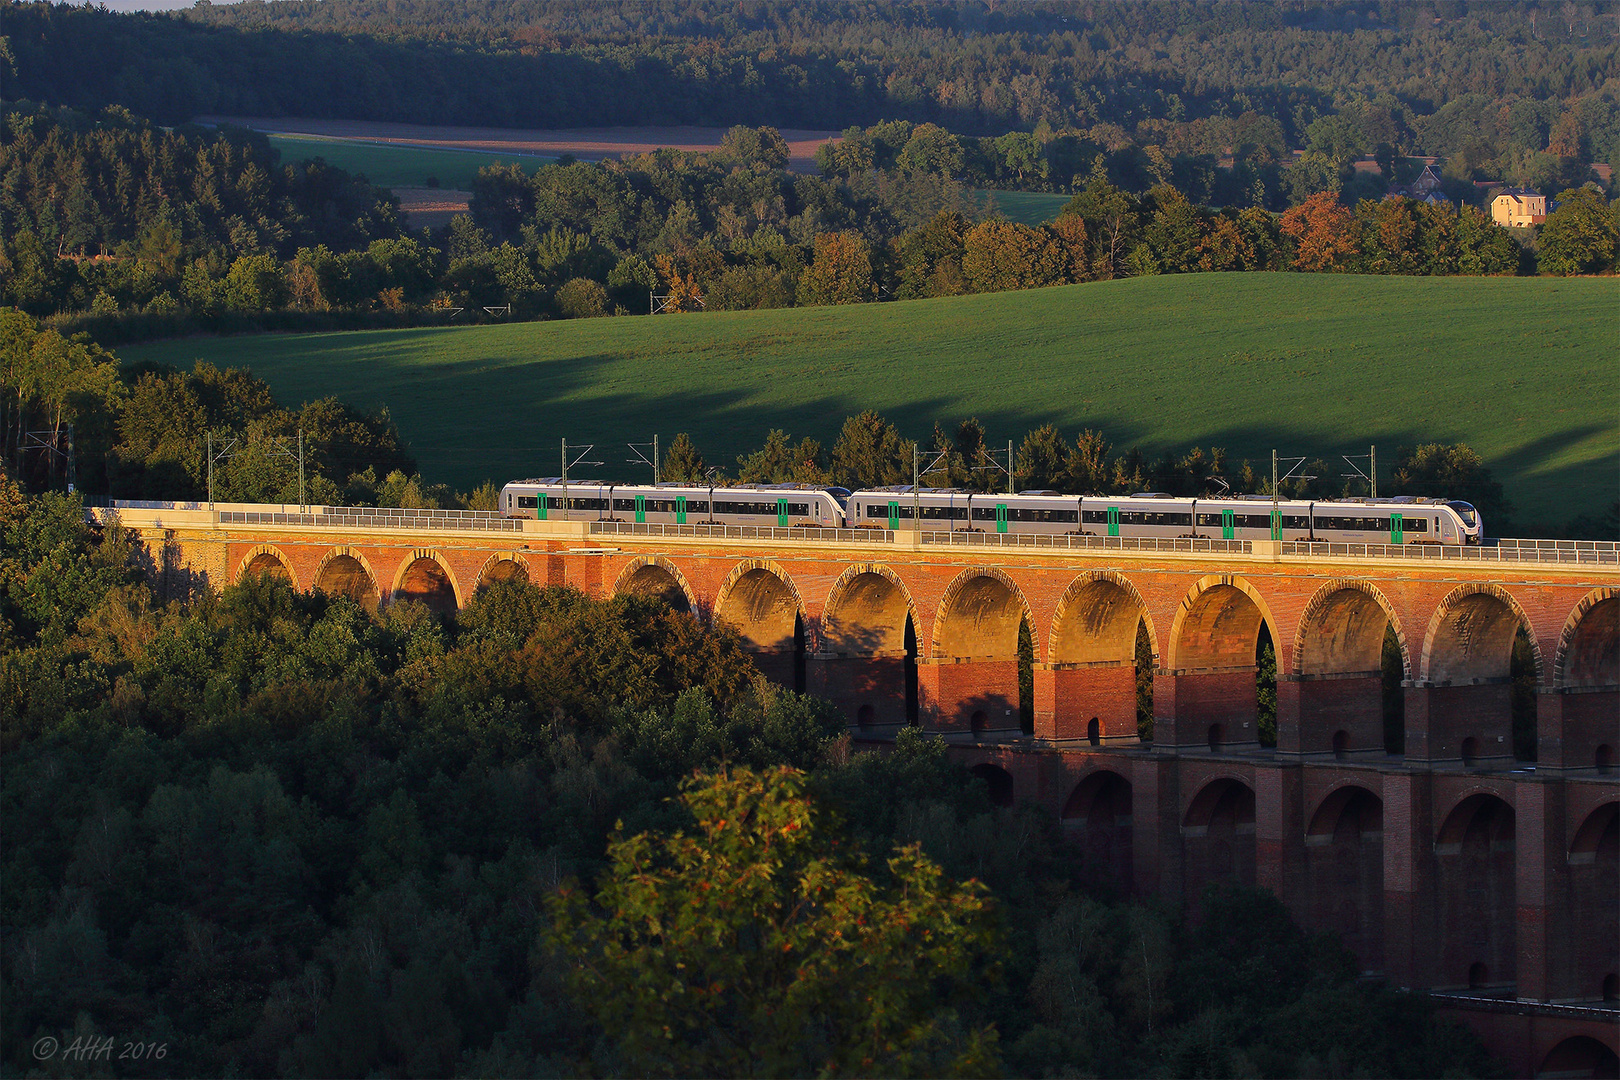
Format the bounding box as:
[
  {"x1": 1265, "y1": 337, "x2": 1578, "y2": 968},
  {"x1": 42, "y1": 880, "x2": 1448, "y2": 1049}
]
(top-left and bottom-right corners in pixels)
[
  {"x1": 5, "y1": 102, "x2": 1616, "y2": 347},
  {"x1": 7, "y1": 0, "x2": 1619, "y2": 159},
  {"x1": 0, "y1": 480, "x2": 1514, "y2": 1078}
]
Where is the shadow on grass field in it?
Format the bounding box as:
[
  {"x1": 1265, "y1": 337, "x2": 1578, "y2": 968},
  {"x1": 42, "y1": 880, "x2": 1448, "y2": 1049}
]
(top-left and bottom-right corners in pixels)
[{"x1": 119, "y1": 273, "x2": 1617, "y2": 532}]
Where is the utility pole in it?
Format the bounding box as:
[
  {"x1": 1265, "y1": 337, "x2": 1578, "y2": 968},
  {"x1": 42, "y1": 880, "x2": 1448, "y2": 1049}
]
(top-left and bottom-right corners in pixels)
[
  {"x1": 1008, "y1": 439, "x2": 1015, "y2": 495},
  {"x1": 208, "y1": 431, "x2": 214, "y2": 509},
  {"x1": 298, "y1": 429, "x2": 306, "y2": 511},
  {"x1": 1370, "y1": 444, "x2": 1376, "y2": 499},
  {"x1": 65, "y1": 424, "x2": 75, "y2": 494}
]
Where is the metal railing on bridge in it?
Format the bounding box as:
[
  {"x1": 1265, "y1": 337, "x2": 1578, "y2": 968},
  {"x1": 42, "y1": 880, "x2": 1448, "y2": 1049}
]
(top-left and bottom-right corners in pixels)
[
  {"x1": 921, "y1": 531, "x2": 1255, "y2": 555},
  {"x1": 218, "y1": 507, "x2": 525, "y2": 532},
  {"x1": 1281, "y1": 538, "x2": 1619, "y2": 565},
  {"x1": 588, "y1": 520, "x2": 893, "y2": 544}
]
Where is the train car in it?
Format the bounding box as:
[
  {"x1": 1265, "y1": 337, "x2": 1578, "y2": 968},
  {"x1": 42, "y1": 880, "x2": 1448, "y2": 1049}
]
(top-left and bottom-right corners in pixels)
[
  {"x1": 1305, "y1": 496, "x2": 1480, "y2": 545},
  {"x1": 500, "y1": 479, "x2": 848, "y2": 527},
  {"x1": 1187, "y1": 495, "x2": 1319, "y2": 542},
  {"x1": 846, "y1": 487, "x2": 1088, "y2": 534}
]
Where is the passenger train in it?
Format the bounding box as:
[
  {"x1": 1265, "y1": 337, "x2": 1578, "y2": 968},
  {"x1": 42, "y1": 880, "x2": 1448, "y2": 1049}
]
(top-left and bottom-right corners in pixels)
[{"x1": 499, "y1": 478, "x2": 1484, "y2": 545}]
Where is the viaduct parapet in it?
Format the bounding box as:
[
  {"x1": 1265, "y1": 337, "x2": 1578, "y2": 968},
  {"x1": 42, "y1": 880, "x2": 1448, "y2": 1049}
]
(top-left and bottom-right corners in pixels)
[{"x1": 93, "y1": 503, "x2": 1619, "y2": 1076}]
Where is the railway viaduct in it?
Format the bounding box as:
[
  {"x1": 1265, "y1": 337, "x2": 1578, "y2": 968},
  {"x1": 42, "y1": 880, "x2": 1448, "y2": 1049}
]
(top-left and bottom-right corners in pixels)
[{"x1": 96, "y1": 501, "x2": 1619, "y2": 1076}]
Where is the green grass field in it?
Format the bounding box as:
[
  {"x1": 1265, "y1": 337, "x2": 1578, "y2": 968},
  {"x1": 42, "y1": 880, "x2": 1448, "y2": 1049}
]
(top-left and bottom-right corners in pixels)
[
  {"x1": 978, "y1": 189, "x2": 1072, "y2": 224},
  {"x1": 121, "y1": 274, "x2": 1616, "y2": 530},
  {"x1": 266, "y1": 135, "x2": 550, "y2": 190}
]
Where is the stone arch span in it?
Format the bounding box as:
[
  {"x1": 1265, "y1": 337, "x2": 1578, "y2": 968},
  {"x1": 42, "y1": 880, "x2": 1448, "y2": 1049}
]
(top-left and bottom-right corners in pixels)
[
  {"x1": 1538, "y1": 1037, "x2": 1618, "y2": 1080},
  {"x1": 821, "y1": 563, "x2": 917, "y2": 656},
  {"x1": 613, "y1": 556, "x2": 695, "y2": 614},
  {"x1": 1420, "y1": 583, "x2": 1543, "y2": 686},
  {"x1": 1061, "y1": 769, "x2": 1133, "y2": 887},
  {"x1": 1293, "y1": 579, "x2": 1408, "y2": 679},
  {"x1": 311, "y1": 547, "x2": 381, "y2": 613},
  {"x1": 931, "y1": 566, "x2": 1034, "y2": 660},
  {"x1": 1165, "y1": 574, "x2": 1279, "y2": 672},
  {"x1": 475, "y1": 552, "x2": 530, "y2": 591},
  {"x1": 236, "y1": 544, "x2": 298, "y2": 590},
  {"x1": 1306, "y1": 784, "x2": 1385, "y2": 974},
  {"x1": 1435, "y1": 792, "x2": 1516, "y2": 991},
  {"x1": 1182, "y1": 776, "x2": 1257, "y2": 913},
  {"x1": 1041, "y1": 571, "x2": 1155, "y2": 744},
  {"x1": 390, "y1": 549, "x2": 463, "y2": 614},
  {"x1": 714, "y1": 560, "x2": 806, "y2": 689},
  {"x1": 1159, "y1": 576, "x2": 1278, "y2": 751},
  {"x1": 1050, "y1": 570, "x2": 1157, "y2": 666},
  {"x1": 1285, "y1": 580, "x2": 1407, "y2": 757},
  {"x1": 1555, "y1": 587, "x2": 1619, "y2": 689},
  {"x1": 1569, "y1": 802, "x2": 1618, "y2": 1006}
]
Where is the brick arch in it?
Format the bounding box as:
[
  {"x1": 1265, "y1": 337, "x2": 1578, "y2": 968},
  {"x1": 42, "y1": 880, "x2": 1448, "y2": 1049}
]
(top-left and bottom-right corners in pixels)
[
  {"x1": 931, "y1": 566, "x2": 1035, "y2": 660},
  {"x1": 1305, "y1": 783, "x2": 1385, "y2": 976},
  {"x1": 1435, "y1": 791, "x2": 1516, "y2": 990},
  {"x1": 235, "y1": 543, "x2": 299, "y2": 590},
  {"x1": 1307, "y1": 782, "x2": 1384, "y2": 838},
  {"x1": 612, "y1": 556, "x2": 696, "y2": 614},
  {"x1": 1183, "y1": 774, "x2": 1257, "y2": 829},
  {"x1": 1292, "y1": 579, "x2": 1409, "y2": 679},
  {"x1": 1420, "y1": 583, "x2": 1543, "y2": 685},
  {"x1": 1049, "y1": 570, "x2": 1158, "y2": 667},
  {"x1": 311, "y1": 547, "x2": 381, "y2": 612},
  {"x1": 1554, "y1": 586, "x2": 1620, "y2": 689},
  {"x1": 713, "y1": 559, "x2": 806, "y2": 652},
  {"x1": 1437, "y1": 789, "x2": 1517, "y2": 845},
  {"x1": 390, "y1": 549, "x2": 463, "y2": 613},
  {"x1": 475, "y1": 551, "x2": 531, "y2": 591},
  {"x1": 822, "y1": 563, "x2": 917, "y2": 656},
  {"x1": 1164, "y1": 574, "x2": 1280, "y2": 672},
  {"x1": 1571, "y1": 801, "x2": 1619, "y2": 860}
]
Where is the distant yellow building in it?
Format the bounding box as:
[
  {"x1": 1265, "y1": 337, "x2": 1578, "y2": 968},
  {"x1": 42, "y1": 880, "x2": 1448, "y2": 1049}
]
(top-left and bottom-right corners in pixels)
[{"x1": 1491, "y1": 188, "x2": 1547, "y2": 227}]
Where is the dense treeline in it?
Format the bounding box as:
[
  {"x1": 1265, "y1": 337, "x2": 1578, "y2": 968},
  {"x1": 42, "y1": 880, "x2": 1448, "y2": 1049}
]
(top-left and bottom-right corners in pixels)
[
  {"x1": 0, "y1": 484, "x2": 1509, "y2": 1077},
  {"x1": 7, "y1": 0, "x2": 1618, "y2": 158},
  {"x1": 0, "y1": 309, "x2": 450, "y2": 505},
  {"x1": 9, "y1": 106, "x2": 1615, "y2": 344}
]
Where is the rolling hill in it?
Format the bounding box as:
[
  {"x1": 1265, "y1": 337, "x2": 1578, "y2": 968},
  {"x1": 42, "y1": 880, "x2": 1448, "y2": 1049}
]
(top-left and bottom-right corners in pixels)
[{"x1": 119, "y1": 273, "x2": 1617, "y2": 532}]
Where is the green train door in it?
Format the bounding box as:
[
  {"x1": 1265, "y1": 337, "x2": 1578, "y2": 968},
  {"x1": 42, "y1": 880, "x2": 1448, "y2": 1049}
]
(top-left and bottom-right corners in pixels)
[
  {"x1": 537, "y1": 494, "x2": 547, "y2": 521},
  {"x1": 1106, "y1": 507, "x2": 1119, "y2": 537},
  {"x1": 887, "y1": 501, "x2": 900, "y2": 530},
  {"x1": 1270, "y1": 510, "x2": 1281, "y2": 540},
  {"x1": 1221, "y1": 508, "x2": 1235, "y2": 540},
  {"x1": 995, "y1": 503, "x2": 1008, "y2": 534},
  {"x1": 675, "y1": 495, "x2": 687, "y2": 524},
  {"x1": 634, "y1": 494, "x2": 646, "y2": 523},
  {"x1": 1389, "y1": 513, "x2": 1403, "y2": 544},
  {"x1": 777, "y1": 499, "x2": 789, "y2": 527}
]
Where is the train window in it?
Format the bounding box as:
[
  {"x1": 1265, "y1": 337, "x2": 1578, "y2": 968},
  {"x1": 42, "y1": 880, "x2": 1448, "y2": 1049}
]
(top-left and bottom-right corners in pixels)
[
  {"x1": 1013, "y1": 508, "x2": 1078, "y2": 523},
  {"x1": 1282, "y1": 515, "x2": 1309, "y2": 529},
  {"x1": 544, "y1": 496, "x2": 563, "y2": 510},
  {"x1": 612, "y1": 498, "x2": 637, "y2": 512},
  {"x1": 1120, "y1": 511, "x2": 1192, "y2": 526},
  {"x1": 1316, "y1": 515, "x2": 1390, "y2": 531},
  {"x1": 687, "y1": 501, "x2": 709, "y2": 514},
  {"x1": 1406, "y1": 518, "x2": 1427, "y2": 532},
  {"x1": 917, "y1": 505, "x2": 965, "y2": 520},
  {"x1": 865, "y1": 504, "x2": 888, "y2": 518},
  {"x1": 517, "y1": 496, "x2": 538, "y2": 509},
  {"x1": 972, "y1": 506, "x2": 999, "y2": 521},
  {"x1": 1082, "y1": 509, "x2": 1109, "y2": 524}
]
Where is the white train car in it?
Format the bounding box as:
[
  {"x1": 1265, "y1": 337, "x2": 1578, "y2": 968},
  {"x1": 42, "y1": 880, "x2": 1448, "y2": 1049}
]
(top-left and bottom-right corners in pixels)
[{"x1": 500, "y1": 479, "x2": 848, "y2": 527}]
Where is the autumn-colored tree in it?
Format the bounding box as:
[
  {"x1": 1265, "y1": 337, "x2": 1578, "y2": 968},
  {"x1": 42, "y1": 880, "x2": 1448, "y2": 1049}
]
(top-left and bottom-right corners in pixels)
[
  {"x1": 1280, "y1": 191, "x2": 1360, "y2": 272},
  {"x1": 797, "y1": 231, "x2": 874, "y2": 305},
  {"x1": 961, "y1": 220, "x2": 1064, "y2": 293},
  {"x1": 546, "y1": 766, "x2": 1001, "y2": 1078}
]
